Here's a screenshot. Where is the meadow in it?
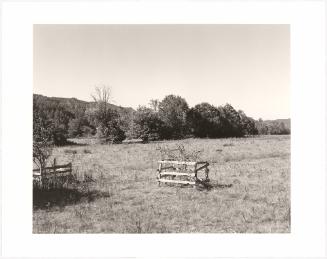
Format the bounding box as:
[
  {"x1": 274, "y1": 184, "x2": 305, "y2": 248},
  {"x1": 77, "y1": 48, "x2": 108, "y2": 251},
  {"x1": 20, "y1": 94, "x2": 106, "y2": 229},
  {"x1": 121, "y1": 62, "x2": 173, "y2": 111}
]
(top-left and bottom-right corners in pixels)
[{"x1": 33, "y1": 135, "x2": 290, "y2": 233}]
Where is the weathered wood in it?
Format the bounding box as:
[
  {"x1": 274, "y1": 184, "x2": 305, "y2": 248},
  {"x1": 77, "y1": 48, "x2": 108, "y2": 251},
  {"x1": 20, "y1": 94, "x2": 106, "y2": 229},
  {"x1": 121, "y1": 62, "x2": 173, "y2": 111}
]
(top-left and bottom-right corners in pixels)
[
  {"x1": 196, "y1": 161, "x2": 208, "y2": 165},
  {"x1": 157, "y1": 160, "x2": 209, "y2": 187},
  {"x1": 33, "y1": 161, "x2": 73, "y2": 186},
  {"x1": 42, "y1": 169, "x2": 72, "y2": 175},
  {"x1": 195, "y1": 163, "x2": 209, "y2": 172},
  {"x1": 53, "y1": 158, "x2": 57, "y2": 177},
  {"x1": 55, "y1": 166, "x2": 72, "y2": 171},
  {"x1": 33, "y1": 171, "x2": 41, "y2": 176},
  {"x1": 56, "y1": 168, "x2": 71, "y2": 172},
  {"x1": 41, "y1": 167, "x2": 72, "y2": 173},
  {"x1": 158, "y1": 160, "x2": 197, "y2": 166},
  {"x1": 158, "y1": 179, "x2": 196, "y2": 185},
  {"x1": 160, "y1": 166, "x2": 176, "y2": 170},
  {"x1": 42, "y1": 171, "x2": 72, "y2": 178},
  {"x1": 205, "y1": 167, "x2": 209, "y2": 181},
  {"x1": 122, "y1": 138, "x2": 144, "y2": 144},
  {"x1": 33, "y1": 168, "x2": 71, "y2": 176},
  {"x1": 157, "y1": 162, "x2": 162, "y2": 186},
  {"x1": 160, "y1": 172, "x2": 195, "y2": 177},
  {"x1": 33, "y1": 168, "x2": 72, "y2": 175},
  {"x1": 33, "y1": 163, "x2": 72, "y2": 171}
]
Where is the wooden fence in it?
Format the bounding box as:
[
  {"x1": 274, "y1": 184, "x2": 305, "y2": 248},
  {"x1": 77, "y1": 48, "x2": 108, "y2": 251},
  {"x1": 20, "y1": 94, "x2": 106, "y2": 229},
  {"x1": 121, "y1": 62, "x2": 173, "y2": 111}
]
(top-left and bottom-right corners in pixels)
[
  {"x1": 157, "y1": 160, "x2": 209, "y2": 186},
  {"x1": 33, "y1": 159, "x2": 72, "y2": 188}
]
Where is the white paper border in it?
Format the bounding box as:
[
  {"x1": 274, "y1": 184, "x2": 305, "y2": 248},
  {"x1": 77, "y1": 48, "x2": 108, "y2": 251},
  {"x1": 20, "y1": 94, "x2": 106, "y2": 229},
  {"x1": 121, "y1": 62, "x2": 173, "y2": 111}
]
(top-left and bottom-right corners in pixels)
[{"x1": 1, "y1": 0, "x2": 326, "y2": 257}]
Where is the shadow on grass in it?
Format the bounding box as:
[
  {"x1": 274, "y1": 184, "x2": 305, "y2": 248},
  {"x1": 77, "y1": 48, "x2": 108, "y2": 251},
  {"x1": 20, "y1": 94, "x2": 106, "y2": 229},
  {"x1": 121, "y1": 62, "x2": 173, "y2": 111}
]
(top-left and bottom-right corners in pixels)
[
  {"x1": 163, "y1": 180, "x2": 233, "y2": 191},
  {"x1": 196, "y1": 180, "x2": 233, "y2": 191},
  {"x1": 65, "y1": 140, "x2": 88, "y2": 146},
  {"x1": 33, "y1": 187, "x2": 110, "y2": 210}
]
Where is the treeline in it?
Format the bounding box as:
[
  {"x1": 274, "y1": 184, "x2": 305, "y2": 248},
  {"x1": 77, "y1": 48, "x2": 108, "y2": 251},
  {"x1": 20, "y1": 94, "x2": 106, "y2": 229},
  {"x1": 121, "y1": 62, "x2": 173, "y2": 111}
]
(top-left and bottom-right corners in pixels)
[
  {"x1": 33, "y1": 91, "x2": 290, "y2": 145},
  {"x1": 255, "y1": 119, "x2": 290, "y2": 135}
]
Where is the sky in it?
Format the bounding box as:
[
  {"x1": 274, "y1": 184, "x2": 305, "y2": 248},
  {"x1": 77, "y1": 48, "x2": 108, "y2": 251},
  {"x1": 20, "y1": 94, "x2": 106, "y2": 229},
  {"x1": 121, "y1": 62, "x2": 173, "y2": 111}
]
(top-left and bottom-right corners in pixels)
[{"x1": 34, "y1": 24, "x2": 290, "y2": 120}]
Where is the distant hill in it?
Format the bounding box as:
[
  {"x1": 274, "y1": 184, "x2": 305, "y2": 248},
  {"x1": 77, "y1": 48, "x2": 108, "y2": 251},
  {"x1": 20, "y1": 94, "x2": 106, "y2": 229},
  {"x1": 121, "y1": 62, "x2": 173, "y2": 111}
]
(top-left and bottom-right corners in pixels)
[
  {"x1": 33, "y1": 94, "x2": 135, "y2": 141},
  {"x1": 33, "y1": 94, "x2": 134, "y2": 115}
]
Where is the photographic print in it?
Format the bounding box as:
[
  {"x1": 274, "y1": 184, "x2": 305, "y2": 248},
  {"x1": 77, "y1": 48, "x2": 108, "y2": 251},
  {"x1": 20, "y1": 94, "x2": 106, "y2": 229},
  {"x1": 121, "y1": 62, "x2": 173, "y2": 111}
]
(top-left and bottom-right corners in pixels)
[{"x1": 33, "y1": 24, "x2": 290, "y2": 234}]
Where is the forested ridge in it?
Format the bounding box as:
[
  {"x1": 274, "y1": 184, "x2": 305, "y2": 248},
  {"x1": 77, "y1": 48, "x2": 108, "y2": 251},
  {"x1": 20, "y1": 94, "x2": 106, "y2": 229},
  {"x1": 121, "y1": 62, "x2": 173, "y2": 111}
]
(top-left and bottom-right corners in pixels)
[{"x1": 33, "y1": 93, "x2": 290, "y2": 146}]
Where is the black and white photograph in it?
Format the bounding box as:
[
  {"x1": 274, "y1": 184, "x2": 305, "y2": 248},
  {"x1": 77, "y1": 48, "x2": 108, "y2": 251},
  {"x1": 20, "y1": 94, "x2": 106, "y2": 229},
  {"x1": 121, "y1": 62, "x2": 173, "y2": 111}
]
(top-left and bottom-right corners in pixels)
[
  {"x1": 33, "y1": 24, "x2": 291, "y2": 234},
  {"x1": 2, "y1": 1, "x2": 327, "y2": 257}
]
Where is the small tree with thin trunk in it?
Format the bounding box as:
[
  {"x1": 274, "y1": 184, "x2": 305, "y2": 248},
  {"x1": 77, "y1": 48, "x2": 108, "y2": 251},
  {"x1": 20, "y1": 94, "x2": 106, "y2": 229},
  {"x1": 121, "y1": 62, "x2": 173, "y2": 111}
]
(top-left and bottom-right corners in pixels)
[
  {"x1": 149, "y1": 99, "x2": 160, "y2": 112},
  {"x1": 33, "y1": 107, "x2": 53, "y2": 170},
  {"x1": 91, "y1": 86, "x2": 125, "y2": 143}
]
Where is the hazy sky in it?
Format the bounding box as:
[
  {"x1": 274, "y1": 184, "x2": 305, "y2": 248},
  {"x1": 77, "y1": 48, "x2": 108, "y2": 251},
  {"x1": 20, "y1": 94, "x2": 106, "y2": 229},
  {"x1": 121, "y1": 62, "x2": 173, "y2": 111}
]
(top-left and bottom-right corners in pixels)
[{"x1": 34, "y1": 24, "x2": 289, "y2": 120}]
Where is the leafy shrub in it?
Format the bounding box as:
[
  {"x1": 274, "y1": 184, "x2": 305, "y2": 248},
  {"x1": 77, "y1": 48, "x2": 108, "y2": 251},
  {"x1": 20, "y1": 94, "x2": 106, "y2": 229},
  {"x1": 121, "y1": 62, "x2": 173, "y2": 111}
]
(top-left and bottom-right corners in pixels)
[
  {"x1": 96, "y1": 123, "x2": 125, "y2": 144},
  {"x1": 53, "y1": 126, "x2": 68, "y2": 146},
  {"x1": 126, "y1": 107, "x2": 163, "y2": 141},
  {"x1": 81, "y1": 125, "x2": 95, "y2": 137}
]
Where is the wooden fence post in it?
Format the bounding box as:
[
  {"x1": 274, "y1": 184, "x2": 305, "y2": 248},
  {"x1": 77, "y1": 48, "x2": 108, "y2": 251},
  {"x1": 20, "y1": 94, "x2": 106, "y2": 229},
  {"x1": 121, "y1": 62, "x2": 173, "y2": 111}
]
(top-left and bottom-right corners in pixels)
[
  {"x1": 53, "y1": 158, "x2": 56, "y2": 188},
  {"x1": 157, "y1": 162, "x2": 162, "y2": 186},
  {"x1": 69, "y1": 162, "x2": 72, "y2": 184},
  {"x1": 193, "y1": 163, "x2": 197, "y2": 188},
  {"x1": 205, "y1": 166, "x2": 209, "y2": 181}
]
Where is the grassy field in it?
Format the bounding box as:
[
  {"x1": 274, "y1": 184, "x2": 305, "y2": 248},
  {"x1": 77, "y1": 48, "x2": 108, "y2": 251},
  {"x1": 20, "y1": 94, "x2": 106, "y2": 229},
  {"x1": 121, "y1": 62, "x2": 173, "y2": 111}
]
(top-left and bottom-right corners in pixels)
[{"x1": 33, "y1": 135, "x2": 290, "y2": 233}]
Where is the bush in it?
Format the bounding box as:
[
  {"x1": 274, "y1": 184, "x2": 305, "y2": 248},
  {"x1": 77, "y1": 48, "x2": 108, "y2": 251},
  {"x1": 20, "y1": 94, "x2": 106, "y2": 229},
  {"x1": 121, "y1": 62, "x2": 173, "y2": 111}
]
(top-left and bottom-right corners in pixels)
[
  {"x1": 126, "y1": 107, "x2": 163, "y2": 141},
  {"x1": 53, "y1": 127, "x2": 68, "y2": 146},
  {"x1": 96, "y1": 123, "x2": 125, "y2": 144},
  {"x1": 106, "y1": 126, "x2": 125, "y2": 144},
  {"x1": 81, "y1": 125, "x2": 95, "y2": 137}
]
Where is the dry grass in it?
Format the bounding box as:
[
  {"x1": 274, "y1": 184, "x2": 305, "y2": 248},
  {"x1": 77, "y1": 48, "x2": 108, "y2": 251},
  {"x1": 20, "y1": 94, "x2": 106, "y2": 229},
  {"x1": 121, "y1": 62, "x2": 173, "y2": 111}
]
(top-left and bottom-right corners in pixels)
[{"x1": 33, "y1": 135, "x2": 290, "y2": 233}]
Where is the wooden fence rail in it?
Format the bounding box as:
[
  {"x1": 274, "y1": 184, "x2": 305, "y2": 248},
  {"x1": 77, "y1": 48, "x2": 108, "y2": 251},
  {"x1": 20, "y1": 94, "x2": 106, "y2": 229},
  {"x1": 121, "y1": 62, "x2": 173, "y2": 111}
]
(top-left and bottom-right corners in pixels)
[
  {"x1": 33, "y1": 163, "x2": 72, "y2": 175},
  {"x1": 33, "y1": 159, "x2": 73, "y2": 188}
]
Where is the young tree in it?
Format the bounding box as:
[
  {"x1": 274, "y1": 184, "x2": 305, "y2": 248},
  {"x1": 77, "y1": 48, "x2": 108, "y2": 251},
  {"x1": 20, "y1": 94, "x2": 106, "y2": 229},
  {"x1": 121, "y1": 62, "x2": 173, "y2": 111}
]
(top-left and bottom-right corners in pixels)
[
  {"x1": 33, "y1": 107, "x2": 53, "y2": 170},
  {"x1": 158, "y1": 95, "x2": 189, "y2": 139},
  {"x1": 149, "y1": 99, "x2": 160, "y2": 112},
  {"x1": 91, "y1": 86, "x2": 125, "y2": 143},
  {"x1": 91, "y1": 86, "x2": 112, "y2": 123}
]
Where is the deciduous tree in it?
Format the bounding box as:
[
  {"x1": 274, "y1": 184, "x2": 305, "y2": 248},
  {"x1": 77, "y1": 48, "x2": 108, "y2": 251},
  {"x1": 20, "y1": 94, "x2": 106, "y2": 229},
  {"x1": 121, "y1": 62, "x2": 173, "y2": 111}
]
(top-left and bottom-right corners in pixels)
[{"x1": 158, "y1": 95, "x2": 189, "y2": 139}]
